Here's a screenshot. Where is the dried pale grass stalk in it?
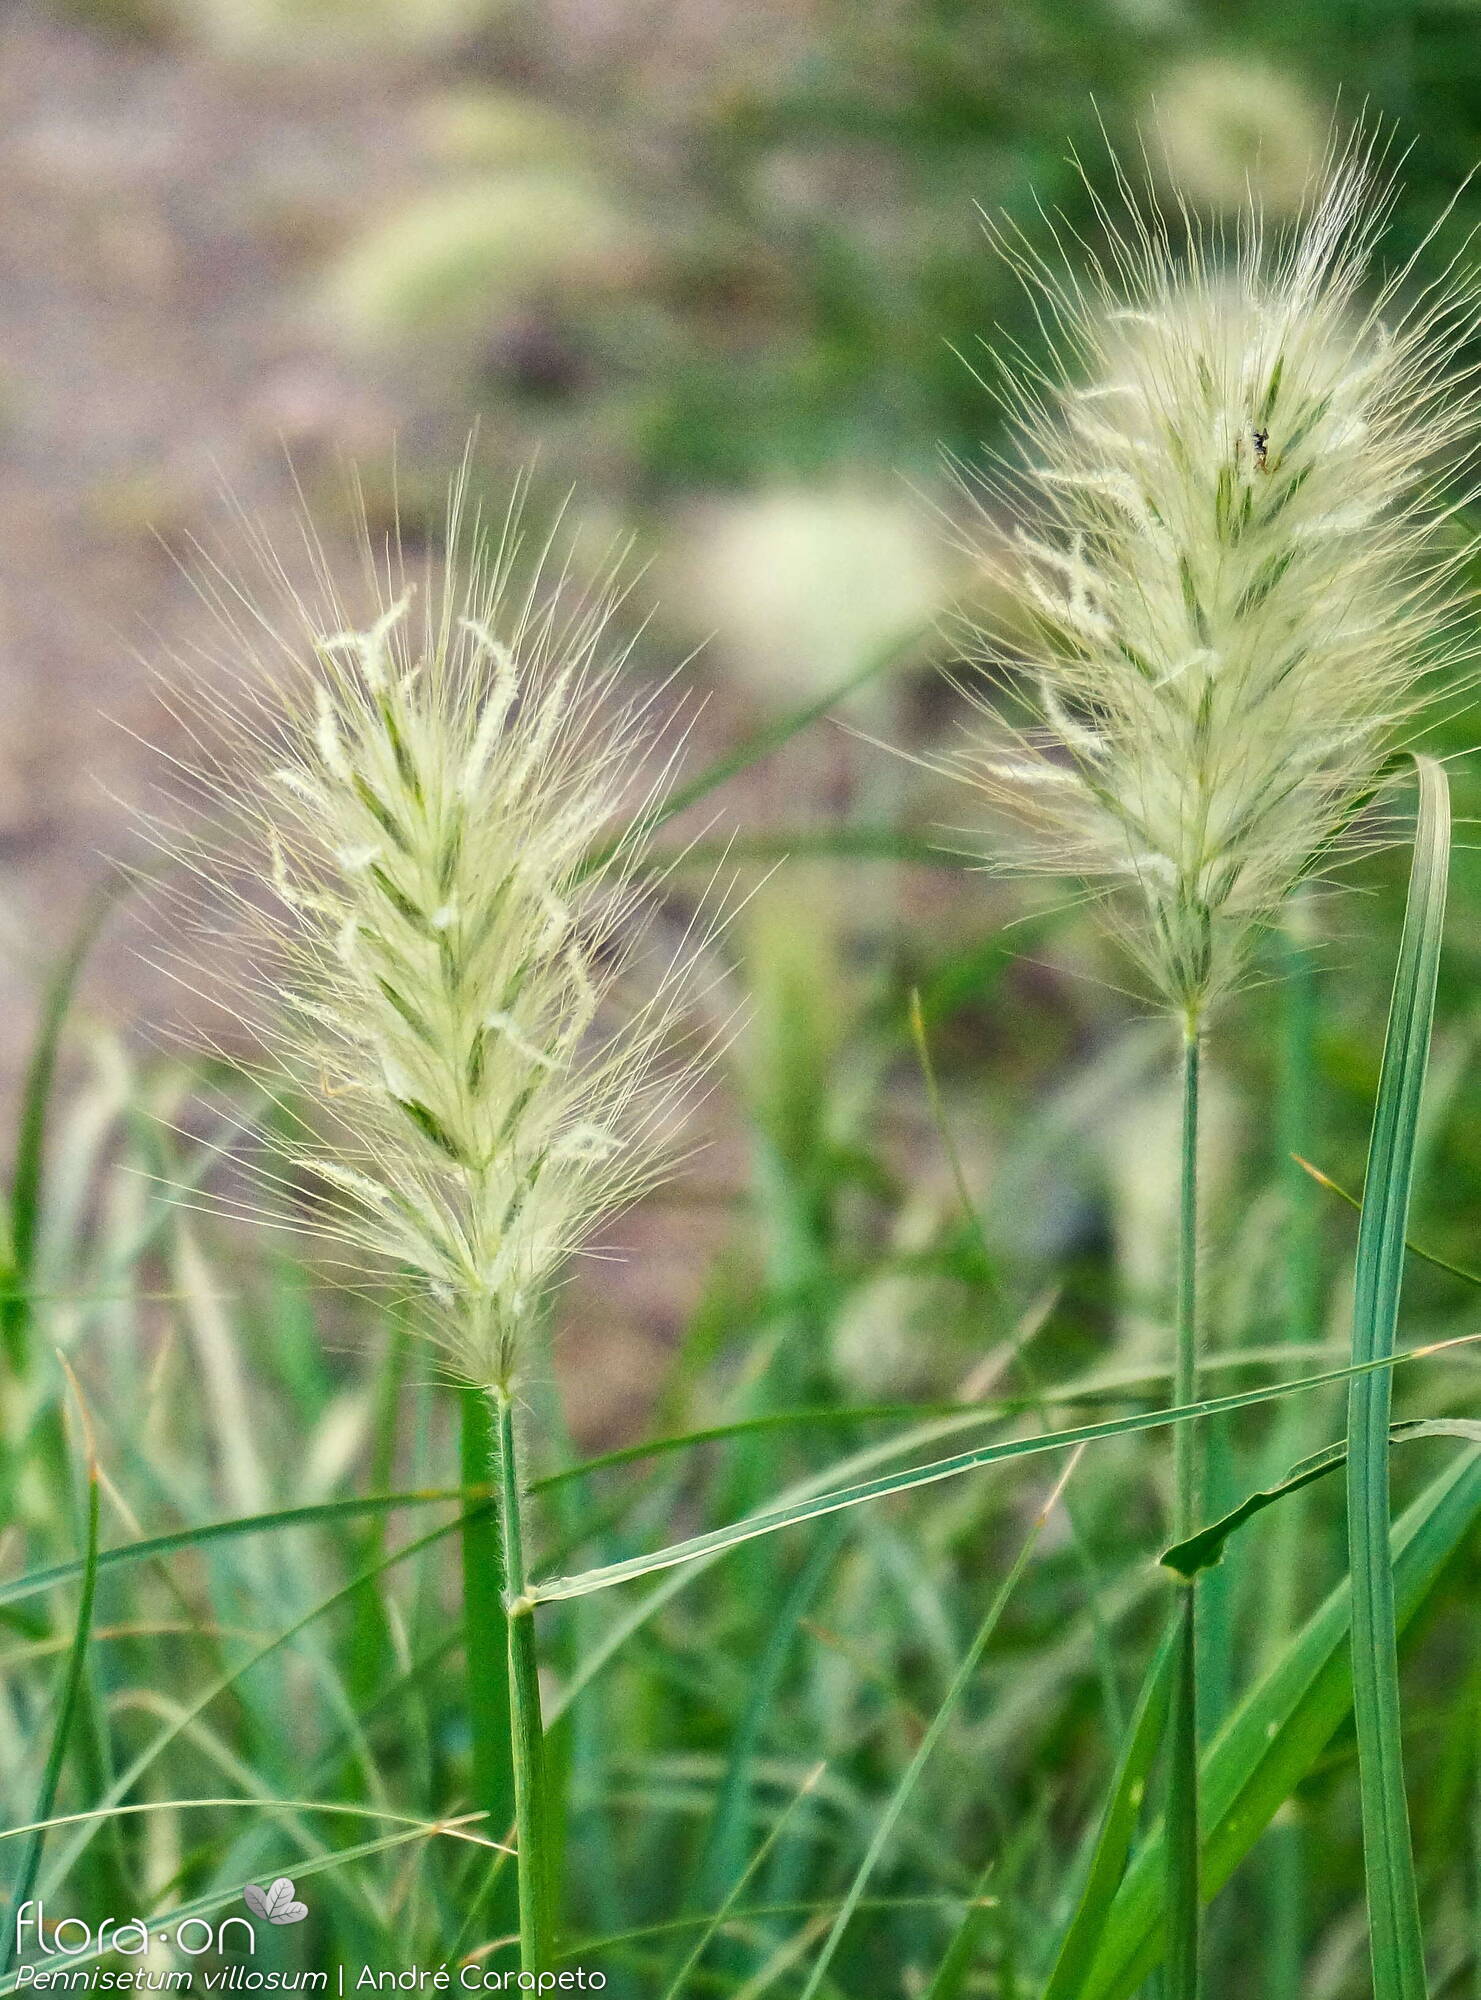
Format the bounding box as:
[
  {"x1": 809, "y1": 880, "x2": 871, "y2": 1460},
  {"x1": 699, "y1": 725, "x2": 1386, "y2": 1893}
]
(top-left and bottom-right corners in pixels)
[
  {"x1": 151, "y1": 480, "x2": 709, "y2": 1394},
  {"x1": 948, "y1": 135, "x2": 1479, "y2": 1023}
]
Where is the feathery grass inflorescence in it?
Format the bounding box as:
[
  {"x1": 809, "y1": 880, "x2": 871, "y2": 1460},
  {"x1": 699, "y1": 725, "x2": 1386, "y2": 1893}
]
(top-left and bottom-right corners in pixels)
[
  {"x1": 152, "y1": 480, "x2": 717, "y2": 1973},
  {"x1": 157, "y1": 486, "x2": 706, "y2": 1399},
  {"x1": 949, "y1": 137, "x2": 1478, "y2": 1027},
  {"x1": 945, "y1": 138, "x2": 1479, "y2": 1996}
]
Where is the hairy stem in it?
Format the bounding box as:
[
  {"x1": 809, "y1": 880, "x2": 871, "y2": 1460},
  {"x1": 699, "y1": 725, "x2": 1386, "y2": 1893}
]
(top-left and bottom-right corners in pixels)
[
  {"x1": 460, "y1": 1387, "x2": 515, "y2": 1937},
  {"x1": 493, "y1": 1385, "x2": 556, "y2": 1971},
  {"x1": 1167, "y1": 1023, "x2": 1203, "y2": 1999},
  {"x1": 1173, "y1": 1028, "x2": 1202, "y2": 1542}
]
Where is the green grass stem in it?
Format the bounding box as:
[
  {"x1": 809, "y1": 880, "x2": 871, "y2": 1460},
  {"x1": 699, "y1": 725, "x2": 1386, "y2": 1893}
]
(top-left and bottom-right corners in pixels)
[
  {"x1": 493, "y1": 1386, "x2": 556, "y2": 1972},
  {"x1": 461, "y1": 1387, "x2": 515, "y2": 1940},
  {"x1": 1167, "y1": 1025, "x2": 1203, "y2": 1998}
]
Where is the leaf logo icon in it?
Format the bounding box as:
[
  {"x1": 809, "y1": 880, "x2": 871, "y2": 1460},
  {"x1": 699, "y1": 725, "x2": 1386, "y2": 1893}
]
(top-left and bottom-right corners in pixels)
[{"x1": 243, "y1": 1878, "x2": 309, "y2": 1925}]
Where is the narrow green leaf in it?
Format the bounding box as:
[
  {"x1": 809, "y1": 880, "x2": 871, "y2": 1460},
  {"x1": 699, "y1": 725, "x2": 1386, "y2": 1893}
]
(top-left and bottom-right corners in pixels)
[
  {"x1": 527, "y1": 1350, "x2": 1339, "y2": 1498},
  {"x1": 547, "y1": 1389, "x2": 1111, "y2": 1722},
  {"x1": 0, "y1": 1445, "x2": 100, "y2": 1980},
  {"x1": 3, "y1": 885, "x2": 118, "y2": 1372},
  {"x1": 0, "y1": 1487, "x2": 488, "y2": 1611},
  {"x1": 920, "y1": 1861, "x2": 998, "y2": 2000},
  {"x1": 1075, "y1": 1448, "x2": 1481, "y2": 1999},
  {"x1": 530, "y1": 1338, "x2": 1478, "y2": 1605},
  {"x1": 1041, "y1": 1617, "x2": 1179, "y2": 2000},
  {"x1": 796, "y1": 1452, "x2": 1081, "y2": 2000},
  {"x1": 1293, "y1": 1154, "x2": 1481, "y2": 1288},
  {"x1": 1163, "y1": 1421, "x2": 1481, "y2": 1578},
  {"x1": 1347, "y1": 752, "x2": 1449, "y2": 2000},
  {"x1": 662, "y1": 1767, "x2": 826, "y2": 1999}
]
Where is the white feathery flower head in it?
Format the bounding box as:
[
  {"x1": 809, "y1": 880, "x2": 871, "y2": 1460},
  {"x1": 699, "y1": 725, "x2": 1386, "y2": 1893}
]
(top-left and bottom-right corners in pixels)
[
  {"x1": 949, "y1": 136, "x2": 1479, "y2": 1022},
  {"x1": 155, "y1": 478, "x2": 712, "y2": 1392}
]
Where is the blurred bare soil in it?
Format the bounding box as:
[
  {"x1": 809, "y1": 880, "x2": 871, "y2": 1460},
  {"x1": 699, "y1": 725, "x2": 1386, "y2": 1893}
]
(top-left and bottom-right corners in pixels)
[{"x1": 0, "y1": 6, "x2": 427, "y2": 1078}]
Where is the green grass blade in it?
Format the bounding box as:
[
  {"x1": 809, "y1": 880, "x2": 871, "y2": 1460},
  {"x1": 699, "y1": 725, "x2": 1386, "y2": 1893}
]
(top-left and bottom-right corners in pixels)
[
  {"x1": 1075, "y1": 1447, "x2": 1481, "y2": 1999},
  {"x1": 1164, "y1": 1421, "x2": 1481, "y2": 1578},
  {"x1": 0, "y1": 1438, "x2": 100, "y2": 1979},
  {"x1": 920, "y1": 1861, "x2": 998, "y2": 2000},
  {"x1": 550, "y1": 1394, "x2": 1100, "y2": 1721},
  {"x1": 1040, "y1": 1617, "x2": 1179, "y2": 2000},
  {"x1": 1294, "y1": 1155, "x2": 1481, "y2": 1288},
  {"x1": 531, "y1": 1340, "x2": 1476, "y2": 1604},
  {"x1": 528, "y1": 1340, "x2": 1397, "y2": 1504},
  {"x1": 796, "y1": 1451, "x2": 1081, "y2": 2000},
  {"x1": 694, "y1": 1519, "x2": 845, "y2": 1920},
  {"x1": 585, "y1": 628, "x2": 924, "y2": 875},
  {"x1": 1347, "y1": 752, "x2": 1450, "y2": 2000},
  {"x1": 661, "y1": 1767, "x2": 826, "y2": 1999},
  {"x1": 36, "y1": 1506, "x2": 486, "y2": 1890},
  {"x1": 0, "y1": 1487, "x2": 490, "y2": 1610},
  {"x1": 2, "y1": 885, "x2": 118, "y2": 1374},
  {"x1": 528, "y1": 1350, "x2": 1357, "y2": 1499}
]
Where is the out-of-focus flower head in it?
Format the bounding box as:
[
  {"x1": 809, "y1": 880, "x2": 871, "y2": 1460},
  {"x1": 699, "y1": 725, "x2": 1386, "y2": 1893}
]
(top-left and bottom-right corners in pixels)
[{"x1": 1149, "y1": 54, "x2": 1326, "y2": 216}]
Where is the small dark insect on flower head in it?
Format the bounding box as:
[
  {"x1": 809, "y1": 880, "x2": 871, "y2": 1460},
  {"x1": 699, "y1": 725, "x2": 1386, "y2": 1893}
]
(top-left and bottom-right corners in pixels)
[{"x1": 949, "y1": 133, "x2": 1480, "y2": 1022}]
